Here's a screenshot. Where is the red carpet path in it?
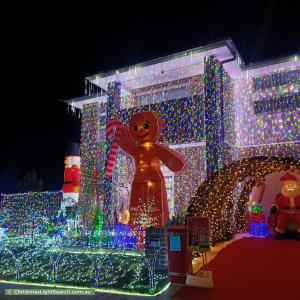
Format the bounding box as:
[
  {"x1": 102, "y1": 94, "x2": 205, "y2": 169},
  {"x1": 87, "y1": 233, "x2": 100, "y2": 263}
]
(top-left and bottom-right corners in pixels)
[{"x1": 174, "y1": 237, "x2": 300, "y2": 300}]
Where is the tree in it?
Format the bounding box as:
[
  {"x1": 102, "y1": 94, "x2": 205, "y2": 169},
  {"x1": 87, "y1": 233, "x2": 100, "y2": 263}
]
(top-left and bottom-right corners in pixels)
[{"x1": 16, "y1": 169, "x2": 45, "y2": 192}]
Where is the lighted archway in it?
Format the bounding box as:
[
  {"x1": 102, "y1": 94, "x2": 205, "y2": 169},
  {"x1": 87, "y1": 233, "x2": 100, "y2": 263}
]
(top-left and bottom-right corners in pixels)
[{"x1": 187, "y1": 156, "x2": 300, "y2": 245}]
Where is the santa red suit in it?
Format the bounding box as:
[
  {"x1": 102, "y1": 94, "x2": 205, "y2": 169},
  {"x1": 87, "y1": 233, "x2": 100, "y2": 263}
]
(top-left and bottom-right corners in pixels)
[
  {"x1": 63, "y1": 163, "x2": 80, "y2": 193},
  {"x1": 273, "y1": 173, "x2": 300, "y2": 234}
]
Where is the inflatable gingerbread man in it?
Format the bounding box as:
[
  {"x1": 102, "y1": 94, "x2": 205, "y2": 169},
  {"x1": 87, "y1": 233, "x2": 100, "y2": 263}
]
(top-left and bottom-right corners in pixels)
[
  {"x1": 270, "y1": 173, "x2": 300, "y2": 240},
  {"x1": 106, "y1": 111, "x2": 187, "y2": 230}
]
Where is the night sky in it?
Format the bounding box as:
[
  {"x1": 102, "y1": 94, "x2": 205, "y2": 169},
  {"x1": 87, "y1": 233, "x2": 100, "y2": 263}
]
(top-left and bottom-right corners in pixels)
[{"x1": 1, "y1": 2, "x2": 299, "y2": 193}]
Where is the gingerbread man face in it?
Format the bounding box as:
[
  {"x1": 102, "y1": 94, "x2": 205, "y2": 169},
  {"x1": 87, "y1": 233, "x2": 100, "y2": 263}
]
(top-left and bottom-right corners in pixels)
[{"x1": 129, "y1": 111, "x2": 162, "y2": 143}]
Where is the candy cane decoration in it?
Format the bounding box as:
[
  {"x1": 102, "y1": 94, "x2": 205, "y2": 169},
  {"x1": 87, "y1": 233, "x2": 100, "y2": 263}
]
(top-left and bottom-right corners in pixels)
[{"x1": 105, "y1": 119, "x2": 122, "y2": 178}]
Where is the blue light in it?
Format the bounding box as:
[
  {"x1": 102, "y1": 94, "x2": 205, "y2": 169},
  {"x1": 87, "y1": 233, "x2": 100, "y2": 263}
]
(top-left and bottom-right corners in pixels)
[
  {"x1": 249, "y1": 222, "x2": 267, "y2": 237},
  {"x1": 113, "y1": 223, "x2": 137, "y2": 249}
]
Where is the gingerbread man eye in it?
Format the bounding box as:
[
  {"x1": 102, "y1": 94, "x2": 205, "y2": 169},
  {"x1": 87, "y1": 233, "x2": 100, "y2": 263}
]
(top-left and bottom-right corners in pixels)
[
  {"x1": 133, "y1": 125, "x2": 138, "y2": 131},
  {"x1": 143, "y1": 122, "x2": 149, "y2": 129}
]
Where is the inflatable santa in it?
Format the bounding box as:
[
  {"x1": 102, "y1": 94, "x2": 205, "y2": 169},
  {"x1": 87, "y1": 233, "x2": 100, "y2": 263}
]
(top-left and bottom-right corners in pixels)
[
  {"x1": 62, "y1": 143, "x2": 80, "y2": 208},
  {"x1": 270, "y1": 173, "x2": 300, "y2": 240},
  {"x1": 63, "y1": 159, "x2": 80, "y2": 193}
]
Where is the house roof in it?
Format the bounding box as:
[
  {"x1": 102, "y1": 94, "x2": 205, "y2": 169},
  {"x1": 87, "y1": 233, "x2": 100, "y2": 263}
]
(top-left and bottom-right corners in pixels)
[{"x1": 63, "y1": 38, "x2": 299, "y2": 109}]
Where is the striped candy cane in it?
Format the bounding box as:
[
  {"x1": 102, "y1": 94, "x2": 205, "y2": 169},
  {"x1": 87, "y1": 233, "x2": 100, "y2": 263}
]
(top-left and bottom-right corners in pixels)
[{"x1": 105, "y1": 119, "x2": 123, "y2": 178}]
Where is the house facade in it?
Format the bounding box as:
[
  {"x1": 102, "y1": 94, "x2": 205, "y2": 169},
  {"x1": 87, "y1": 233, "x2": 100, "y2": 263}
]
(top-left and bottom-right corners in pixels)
[{"x1": 66, "y1": 39, "x2": 300, "y2": 224}]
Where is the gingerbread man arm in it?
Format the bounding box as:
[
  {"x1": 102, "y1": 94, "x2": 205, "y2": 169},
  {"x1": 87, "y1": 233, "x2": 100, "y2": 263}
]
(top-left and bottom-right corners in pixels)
[
  {"x1": 106, "y1": 119, "x2": 137, "y2": 157},
  {"x1": 155, "y1": 144, "x2": 187, "y2": 173},
  {"x1": 118, "y1": 124, "x2": 137, "y2": 156}
]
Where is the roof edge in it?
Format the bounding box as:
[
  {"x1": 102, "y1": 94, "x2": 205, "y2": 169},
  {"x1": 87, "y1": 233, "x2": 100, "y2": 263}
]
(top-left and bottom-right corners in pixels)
[{"x1": 86, "y1": 38, "x2": 236, "y2": 82}]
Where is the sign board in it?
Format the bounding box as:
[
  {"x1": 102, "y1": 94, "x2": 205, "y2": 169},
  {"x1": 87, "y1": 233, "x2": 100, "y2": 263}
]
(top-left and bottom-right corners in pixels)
[
  {"x1": 169, "y1": 234, "x2": 181, "y2": 251},
  {"x1": 187, "y1": 217, "x2": 210, "y2": 251},
  {"x1": 149, "y1": 239, "x2": 161, "y2": 248}
]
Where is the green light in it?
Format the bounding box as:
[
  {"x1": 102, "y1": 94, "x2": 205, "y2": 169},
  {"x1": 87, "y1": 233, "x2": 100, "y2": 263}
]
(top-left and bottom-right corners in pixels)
[
  {"x1": 252, "y1": 203, "x2": 262, "y2": 214},
  {"x1": 48, "y1": 248, "x2": 140, "y2": 257}
]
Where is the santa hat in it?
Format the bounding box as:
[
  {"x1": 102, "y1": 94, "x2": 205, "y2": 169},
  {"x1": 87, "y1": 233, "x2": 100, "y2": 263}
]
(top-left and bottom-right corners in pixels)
[{"x1": 280, "y1": 173, "x2": 298, "y2": 182}]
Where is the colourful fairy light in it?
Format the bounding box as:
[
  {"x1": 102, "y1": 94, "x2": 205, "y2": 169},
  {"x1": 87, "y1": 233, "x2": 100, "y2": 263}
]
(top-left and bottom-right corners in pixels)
[{"x1": 1, "y1": 41, "x2": 299, "y2": 295}]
